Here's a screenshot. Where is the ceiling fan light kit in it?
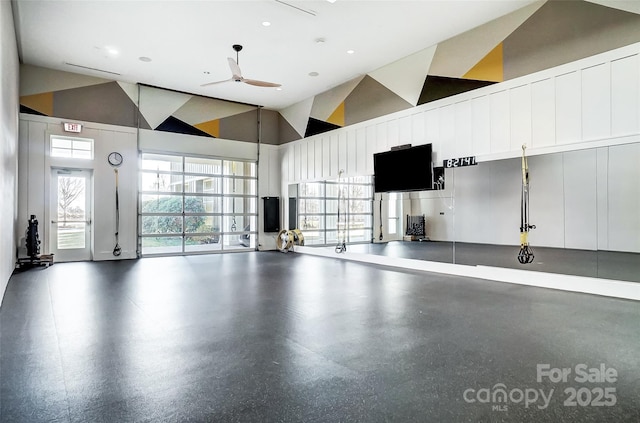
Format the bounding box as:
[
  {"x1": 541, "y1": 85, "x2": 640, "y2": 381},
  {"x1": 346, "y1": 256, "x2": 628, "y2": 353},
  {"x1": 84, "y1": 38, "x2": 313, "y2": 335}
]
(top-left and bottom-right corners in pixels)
[{"x1": 201, "y1": 44, "x2": 281, "y2": 88}]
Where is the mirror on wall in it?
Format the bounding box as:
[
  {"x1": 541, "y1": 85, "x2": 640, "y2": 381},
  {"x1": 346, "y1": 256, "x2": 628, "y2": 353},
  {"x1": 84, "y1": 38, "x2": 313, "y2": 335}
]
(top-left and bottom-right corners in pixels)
[
  {"x1": 298, "y1": 143, "x2": 639, "y2": 283},
  {"x1": 288, "y1": 177, "x2": 375, "y2": 247}
]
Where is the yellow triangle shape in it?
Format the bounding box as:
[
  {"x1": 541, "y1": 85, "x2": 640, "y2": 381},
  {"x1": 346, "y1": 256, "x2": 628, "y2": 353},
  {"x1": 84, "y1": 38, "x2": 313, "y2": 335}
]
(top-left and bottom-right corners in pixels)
[
  {"x1": 194, "y1": 119, "x2": 220, "y2": 137},
  {"x1": 463, "y1": 43, "x2": 504, "y2": 82},
  {"x1": 20, "y1": 92, "x2": 54, "y2": 116},
  {"x1": 326, "y1": 102, "x2": 345, "y2": 127}
]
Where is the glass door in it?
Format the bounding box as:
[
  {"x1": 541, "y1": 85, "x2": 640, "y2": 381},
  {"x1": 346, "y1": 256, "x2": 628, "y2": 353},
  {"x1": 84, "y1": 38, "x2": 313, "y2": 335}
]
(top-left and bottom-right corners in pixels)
[
  {"x1": 50, "y1": 169, "x2": 92, "y2": 261},
  {"x1": 385, "y1": 192, "x2": 403, "y2": 241}
]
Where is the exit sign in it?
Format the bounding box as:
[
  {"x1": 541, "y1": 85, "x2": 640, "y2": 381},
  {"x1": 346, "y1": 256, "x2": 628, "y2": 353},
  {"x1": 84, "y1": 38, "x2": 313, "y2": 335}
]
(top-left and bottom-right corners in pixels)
[{"x1": 63, "y1": 122, "x2": 82, "y2": 133}]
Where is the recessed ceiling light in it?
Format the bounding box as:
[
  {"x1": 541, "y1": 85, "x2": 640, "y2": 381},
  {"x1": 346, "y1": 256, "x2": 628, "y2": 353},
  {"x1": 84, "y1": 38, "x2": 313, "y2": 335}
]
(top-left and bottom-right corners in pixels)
[
  {"x1": 105, "y1": 47, "x2": 119, "y2": 56},
  {"x1": 262, "y1": 21, "x2": 271, "y2": 27},
  {"x1": 309, "y1": 72, "x2": 319, "y2": 77},
  {"x1": 139, "y1": 56, "x2": 152, "y2": 62},
  {"x1": 326, "y1": 0, "x2": 337, "y2": 3},
  {"x1": 347, "y1": 49, "x2": 355, "y2": 54},
  {"x1": 276, "y1": 87, "x2": 283, "y2": 91}
]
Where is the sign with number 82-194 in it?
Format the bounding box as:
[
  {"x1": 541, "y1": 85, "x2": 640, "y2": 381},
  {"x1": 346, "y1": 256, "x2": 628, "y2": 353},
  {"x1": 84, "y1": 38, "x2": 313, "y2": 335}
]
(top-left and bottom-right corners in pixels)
[{"x1": 443, "y1": 156, "x2": 477, "y2": 168}]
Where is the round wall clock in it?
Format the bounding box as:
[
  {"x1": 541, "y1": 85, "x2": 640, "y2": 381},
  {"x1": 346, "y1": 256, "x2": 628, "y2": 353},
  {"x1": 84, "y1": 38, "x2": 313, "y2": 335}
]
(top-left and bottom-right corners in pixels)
[{"x1": 108, "y1": 152, "x2": 123, "y2": 167}]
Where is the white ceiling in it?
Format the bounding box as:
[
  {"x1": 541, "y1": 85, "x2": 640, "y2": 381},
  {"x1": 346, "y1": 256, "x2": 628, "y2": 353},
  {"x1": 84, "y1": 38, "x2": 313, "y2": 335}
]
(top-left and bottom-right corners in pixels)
[{"x1": 13, "y1": 0, "x2": 539, "y2": 110}]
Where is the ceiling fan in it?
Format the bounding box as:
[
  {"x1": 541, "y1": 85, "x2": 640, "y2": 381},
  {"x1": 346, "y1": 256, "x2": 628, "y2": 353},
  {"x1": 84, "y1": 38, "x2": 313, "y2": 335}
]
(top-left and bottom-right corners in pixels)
[{"x1": 201, "y1": 44, "x2": 281, "y2": 88}]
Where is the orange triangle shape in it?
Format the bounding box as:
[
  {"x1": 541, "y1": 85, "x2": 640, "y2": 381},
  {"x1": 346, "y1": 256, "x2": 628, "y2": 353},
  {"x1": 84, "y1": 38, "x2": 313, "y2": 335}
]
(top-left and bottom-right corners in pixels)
[
  {"x1": 326, "y1": 102, "x2": 345, "y2": 127},
  {"x1": 20, "y1": 92, "x2": 54, "y2": 116},
  {"x1": 194, "y1": 119, "x2": 220, "y2": 138},
  {"x1": 463, "y1": 43, "x2": 504, "y2": 82}
]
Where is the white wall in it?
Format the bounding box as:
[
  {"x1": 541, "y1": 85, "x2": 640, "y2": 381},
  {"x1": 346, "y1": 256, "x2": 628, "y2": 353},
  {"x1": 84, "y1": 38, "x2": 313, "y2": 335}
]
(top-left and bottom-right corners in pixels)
[
  {"x1": 258, "y1": 144, "x2": 282, "y2": 250},
  {"x1": 18, "y1": 115, "x2": 138, "y2": 261},
  {"x1": 280, "y1": 42, "x2": 640, "y2": 253},
  {"x1": 1, "y1": 0, "x2": 19, "y2": 304}
]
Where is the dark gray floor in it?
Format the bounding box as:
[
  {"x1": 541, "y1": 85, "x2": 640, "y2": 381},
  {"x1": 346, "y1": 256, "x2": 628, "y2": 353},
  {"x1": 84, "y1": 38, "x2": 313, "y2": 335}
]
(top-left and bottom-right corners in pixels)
[
  {"x1": 1, "y1": 252, "x2": 639, "y2": 422},
  {"x1": 340, "y1": 241, "x2": 640, "y2": 283}
]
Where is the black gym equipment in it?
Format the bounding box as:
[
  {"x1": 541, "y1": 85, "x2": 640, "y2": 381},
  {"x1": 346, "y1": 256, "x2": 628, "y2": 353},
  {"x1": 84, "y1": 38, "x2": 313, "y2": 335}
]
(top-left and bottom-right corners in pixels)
[
  {"x1": 518, "y1": 144, "x2": 536, "y2": 264},
  {"x1": 335, "y1": 171, "x2": 347, "y2": 253},
  {"x1": 16, "y1": 215, "x2": 54, "y2": 268},
  {"x1": 108, "y1": 151, "x2": 123, "y2": 256},
  {"x1": 378, "y1": 195, "x2": 383, "y2": 241}
]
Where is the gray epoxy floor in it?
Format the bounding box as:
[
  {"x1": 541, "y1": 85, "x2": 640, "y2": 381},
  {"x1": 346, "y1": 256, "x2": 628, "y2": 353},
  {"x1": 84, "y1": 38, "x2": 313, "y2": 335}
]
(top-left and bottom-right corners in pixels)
[
  {"x1": 340, "y1": 241, "x2": 640, "y2": 283},
  {"x1": 1, "y1": 252, "x2": 639, "y2": 422}
]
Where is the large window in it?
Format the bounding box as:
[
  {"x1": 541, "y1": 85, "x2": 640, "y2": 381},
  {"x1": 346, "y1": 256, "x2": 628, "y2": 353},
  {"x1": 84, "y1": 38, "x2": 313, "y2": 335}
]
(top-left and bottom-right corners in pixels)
[
  {"x1": 139, "y1": 153, "x2": 257, "y2": 255},
  {"x1": 298, "y1": 176, "x2": 373, "y2": 245}
]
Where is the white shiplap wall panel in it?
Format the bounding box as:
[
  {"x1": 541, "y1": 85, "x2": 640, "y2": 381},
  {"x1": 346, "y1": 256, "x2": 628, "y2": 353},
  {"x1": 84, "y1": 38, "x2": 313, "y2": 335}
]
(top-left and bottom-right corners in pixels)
[
  {"x1": 356, "y1": 127, "x2": 367, "y2": 175},
  {"x1": 425, "y1": 108, "x2": 441, "y2": 163},
  {"x1": 28, "y1": 121, "x2": 47, "y2": 223},
  {"x1": 315, "y1": 137, "x2": 323, "y2": 180},
  {"x1": 490, "y1": 90, "x2": 510, "y2": 153},
  {"x1": 399, "y1": 115, "x2": 412, "y2": 144},
  {"x1": 376, "y1": 122, "x2": 387, "y2": 154},
  {"x1": 387, "y1": 119, "x2": 400, "y2": 149},
  {"x1": 531, "y1": 78, "x2": 556, "y2": 148},
  {"x1": 301, "y1": 141, "x2": 309, "y2": 181},
  {"x1": 365, "y1": 125, "x2": 376, "y2": 174},
  {"x1": 440, "y1": 104, "x2": 455, "y2": 161},
  {"x1": 454, "y1": 101, "x2": 472, "y2": 157},
  {"x1": 347, "y1": 131, "x2": 357, "y2": 175},
  {"x1": 338, "y1": 132, "x2": 348, "y2": 174},
  {"x1": 306, "y1": 140, "x2": 314, "y2": 181},
  {"x1": 471, "y1": 96, "x2": 491, "y2": 156},
  {"x1": 611, "y1": 54, "x2": 639, "y2": 136},
  {"x1": 322, "y1": 136, "x2": 331, "y2": 179},
  {"x1": 556, "y1": 71, "x2": 582, "y2": 144},
  {"x1": 510, "y1": 84, "x2": 532, "y2": 150},
  {"x1": 412, "y1": 112, "x2": 425, "y2": 145},
  {"x1": 294, "y1": 143, "x2": 301, "y2": 181},
  {"x1": 330, "y1": 134, "x2": 339, "y2": 178},
  {"x1": 582, "y1": 63, "x2": 611, "y2": 141}
]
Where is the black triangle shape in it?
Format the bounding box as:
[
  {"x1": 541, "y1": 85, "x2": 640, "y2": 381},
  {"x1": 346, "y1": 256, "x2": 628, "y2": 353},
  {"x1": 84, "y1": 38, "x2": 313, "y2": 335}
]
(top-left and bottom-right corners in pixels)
[
  {"x1": 20, "y1": 105, "x2": 48, "y2": 116},
  {"x1": 305, "y1": 117, "x2": 341, "y2": 138},
  {"x1": 418, "y1": 75, "x2": 496, "y2": 105},
  {"x1": 155, "y1": 116, "x2": 213, "y2": 137}
]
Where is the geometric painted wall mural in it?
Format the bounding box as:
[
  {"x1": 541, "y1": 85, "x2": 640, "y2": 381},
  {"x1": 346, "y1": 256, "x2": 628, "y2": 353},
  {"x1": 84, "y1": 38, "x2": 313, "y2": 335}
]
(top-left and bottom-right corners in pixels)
[
  {"x1": 279, "y1": 0, "x2": 640, "y2": 143},
  {"x1": 20, "y1": 1, "x2": 640, "y2": 144}
]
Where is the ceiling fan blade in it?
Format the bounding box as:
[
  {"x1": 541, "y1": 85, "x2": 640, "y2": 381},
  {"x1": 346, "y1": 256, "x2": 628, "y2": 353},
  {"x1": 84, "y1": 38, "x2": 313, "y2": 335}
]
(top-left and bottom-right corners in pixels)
[
  {"x1": 200, "y1": 78, "x2": 232, "y2": 87},
  {"x1": 242, "y1": 78, "x2": 282, "y2": 88},
  {"x1": 228, "y1": 57, "x2": 242, "y2": 79}
]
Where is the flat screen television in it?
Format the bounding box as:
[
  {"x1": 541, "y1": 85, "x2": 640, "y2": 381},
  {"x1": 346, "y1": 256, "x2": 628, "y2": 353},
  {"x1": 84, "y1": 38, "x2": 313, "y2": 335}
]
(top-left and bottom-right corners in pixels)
[{"x1": 374, "y1": 144, "x2": 433, "y2": 192}]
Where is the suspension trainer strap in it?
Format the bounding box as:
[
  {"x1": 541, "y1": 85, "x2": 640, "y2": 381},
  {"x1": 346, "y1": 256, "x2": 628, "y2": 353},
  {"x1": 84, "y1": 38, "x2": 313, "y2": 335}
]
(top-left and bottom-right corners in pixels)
[
  {"x1": 335, "y1": 171, "x2": 346, "y2": 253},
  {"x1": 113, "y1": 168, "x2": 122, "y2": 256},
  {"x1": 518, "y1": 144, "x2": 534, "y2": 264},
  {"x1": 379, "y1": 195, "x2": 383, "y2": 241}
]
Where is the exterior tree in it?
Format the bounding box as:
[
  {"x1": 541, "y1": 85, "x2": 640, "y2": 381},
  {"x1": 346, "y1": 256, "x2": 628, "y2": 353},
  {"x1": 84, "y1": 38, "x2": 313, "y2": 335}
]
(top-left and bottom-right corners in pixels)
[
  {"x1": 142, "y1": 196, "x2": 206, "y2": 234},
  {"x1": 58, "y1": 177, "x2": 84, "y2": 226}
]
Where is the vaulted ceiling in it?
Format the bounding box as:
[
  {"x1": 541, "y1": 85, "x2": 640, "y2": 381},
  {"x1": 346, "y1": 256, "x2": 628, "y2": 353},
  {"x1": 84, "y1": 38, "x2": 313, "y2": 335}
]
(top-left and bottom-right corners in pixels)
[{"x1": 13, "y1": 0, "x2": 544, "y2": 110}]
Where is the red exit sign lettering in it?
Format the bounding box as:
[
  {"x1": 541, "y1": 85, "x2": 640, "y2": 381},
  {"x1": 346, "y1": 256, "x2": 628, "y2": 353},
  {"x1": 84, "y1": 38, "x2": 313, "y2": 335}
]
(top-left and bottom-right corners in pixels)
[{"x1": 63, "y1": 122, "x2": 82, "y2": 133}]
